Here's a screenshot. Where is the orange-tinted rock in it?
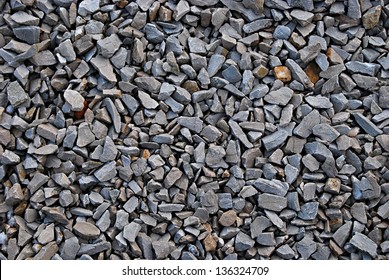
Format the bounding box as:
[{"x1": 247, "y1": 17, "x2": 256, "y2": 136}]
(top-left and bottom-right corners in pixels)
[
  {"x1": 142, "y1": 149, "x2": 151, "y2": 159},
  {"x1": 305, "y1": 62, "x2": 320, "y2": 84},
  {"x1": 74, "y1": 100, "x2": 88, "y2": 119},
  {"x1": 204, "y1": 234, "x2": 217, "y2": 252},
  {"x1": 274, "y1": 66, "x2": 292, "y2": 82}
]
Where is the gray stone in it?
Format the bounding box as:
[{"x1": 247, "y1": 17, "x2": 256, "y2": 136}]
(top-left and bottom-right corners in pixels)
[
  {"x1": 312, "y1": 124, "x2": 340, "y2": 142},
  {"x1": 138, "y1": 91, "x2": 159, "y2": 109},
  {"x1": 60, "y1": 237, "x2": 80, "y2": 260},
  {"x1": 97, "y1": 34, "x2": 122, "y2": 58},
  {"x1": 13, "y1": 26, "x2": 40, "y2": 44},
  {"x1": 77, "y1": 123, "x2": 95, "y2": 147},
  {"x1": 254, "y1": 178, "x2": 288, "y2": 197},
  {"x1": 273, "y1": 25, "x2": 291, "y2": 39},
  {"x1": 348, "y1": 0, "x2": 362, "y2": 19},
  {"x1": 264, "y1": 87, "x2": 293, "y2": 106},
  {"x1": 294, "y1": 110, "x2": 320, "y2": 138},
  {"x1": 235, "y1": 231, "x2": 255, "y2": 251},
  {"x1": 78, "y1": 0, "x2": 100, "y2": 16},
  {"x1": 7, "y1": 81, "x2": 30, "y2": 108},
  {"x1": 123, "y1": 222, "x2": 142, "y2": 243},
  {"x1": 78, "y1": 241, "x2": 111, "y2": 256},
  {"x1": 296, "y1": 236, "x2": 317, "y2": 259},
  {"x1": 208, "y1": 54, "x2": 226, "y2": 77},
  {"x1": 353, "y1": 112, "x2": 382, "y2": 136},
  {"x1": 91, "y1": 55, "x2": 117, "y2": 82},
  {"x1": 94, "y1": 161, "x2": 117, "y2": 182},
  {"x1": 351, "y1": 203, "x2": 367, "y2": 224},
  {"x1": 333, "y1": 221, "x2": 352, "y2": 247},
  {"x1": 286, "y1": 59, "x2": 313, "y2": 89},
  {"x1": 57, "y1": 39, "x2": 76, "y2": 62},
  {"x1": 299, "y1": 43, "x2": 321, "y2": 63},
  {"x1": 228, "y1": 119, "x2": 253, "y2": 148},
  {"x1": 350, "y1": 232, "x2": 377, "y2": 258},
  {"x1": 104, "y1": 98, "x2": 121, "y2": 134},
  {"x1": 298, "y1": 202, "x2": 319, "y2": 220},
  {"x1": 100, "y1": 136, "x2": 118, "y2": 162},
  {"x1": 145, "y1": 23, "x2": 164, "y2": 43},
  {"x1": 134, "y1": 77, "x2": 161, "y2": 94},
  {"x1": 305, "y1": 96, "x2": 332, "y2": 109},
  {"x1": 243, "y1": 19, "x2": 272, "y2": 33},
  {"x1": 34, "y1": 144, "x2": 59, "y2": 155},
  {"x1": 377, "y1": 201, "x2": 389, "y2": 219},
  {"x1": 64, "y1": 90, "x2": 85, "y2": 112},
  {"x1": 346, "y1": 61, "x2": 379, "y2": 76},
  {"x1": 352, "y1": 74, "x2": 378, "y2": 90},
  {"x1": 276, "y1": 244, "x2": 295, "y2": 259},
  {"x1": 73, "y1": 221, "x2": 100, "y2": 240},
  {"x1": 257, "y1": 194, "x2": 287, "y2": 212},
  {"x1": 1, "y1": 150, "x2": 20, "y2": 165},
  {"x1": 177, "y1": 117, "x2": 203, "y2": 133},
  {"x1": 152, "y1": 241, "x2": 171, "y2": 259}
]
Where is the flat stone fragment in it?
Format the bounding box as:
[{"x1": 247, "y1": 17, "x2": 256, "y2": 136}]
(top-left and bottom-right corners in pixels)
[
  {"x1": 262, "y1": 129, "x2": 289, "y2": 151},
  {"x1": 7, "y1": 81, "x2": 30, "y2": 108},
  {"x1": 73, "y1": 221, "x2": 100, "y2": 240},
  {"x1": 152, "y1": 241, "x2": 171, "y2": 259},
  {"x1": 177, "y1": 117, "x2": 203, "y2": 133},
  {"x1": 348, "y1": 0, "x2": 362, "y2": 19},
  {"x1": 286, "y1": 59, "x2": 313, "y2": 89},
  {"x1": 333, "y1": 221, "x2": 352, "y2": 247},
  {"x1": 64, "y1": 90, "x2": 85, "y2": 111},
  {"x1": 276, "y1": 244, "x2": 295, "y2": 259},
  {"x1": 77, "y1": 123, "x2": 95, "y2": 147},
  {"x1": 100, "y1": 136, "x2": 118, "y2": 162},
  {"x1": 138, "y1": 91, "x2": 159, "y2": 109},
  {"x1": 296, "y1": 236, "x2": 317, "y2": 259},
  {"x1": 294, "y1": 110, "x2": 320, "y2": 138},
  {"x1": 377, "y1": 201, "x2": 389, "y2": 219},
  {"x1": 228, "y1": 119, "x2": 253, "y2": 148},
  {"x1": 353, "y1": 113, "x2": 383, "y2": 136},
  {"x1": 94, "y1": 161, "x2": 117, "y2": 182},
  {"x1": 134, "y1": 77, "x2": 162, "y2": 94},
  {"x1": 60, "y1": 237, "x2": 80, "y2": 260},
  {"x1": 78, "y1": 0, "x2": 100, "y2": 16},
  {"x1": 78, "y1": 241, "x2": 111, "y2": 256},
  {"x1": 298, "y1": 202, "x2": 319, "y2": 220},
  {"x1": 0, "y1": 150, "x2": 20, "y2": 165},
  {"x1": 13, "y1": 26, "x2": 40, "y2": 44},
  {"x1": 91, "y1": 55, "x2": 117, "y2": 82},
  {"x1": 219, "y1": 210, "x2": 237, "y2": 227},
  {"x1": 207, "y1": 54, "x2": 226, "y2": 77},
  {"x1": 254, "y1": 178, "x2": 288, "y2": 196},
  {"x1": 350, "y1": 232, "x2": 377, "y2": 258},
  {"x1": 305, "y1": 96, "x2": 332, "y2": 109},
  {"x1": 33, "y1": 241, "x2": 58, "y2": 260},
  {"x1": 235, "y1": 231, "x2": 255, "y2": 251},
  {"x1": 34, "y1": 144, "x2": 59, "y2": 155},
  {"x1": 362, "y1": 5, "x2": 381, "y2": 29},
  {"x1": 123, "y1": 222, "x2": 142, "y2": 243},
  {"x1": 257, "y1": 194, "x2": 287, "y2": 212},
  {"x1": 97, "y1": 34, "x2": 122, "y2": 58},
  {"x1": 264, "y1": 87, "x2": 293, "y2": 106},
  {"x1": 312, "y1": 124, "x2": 340, "y2": 142}
]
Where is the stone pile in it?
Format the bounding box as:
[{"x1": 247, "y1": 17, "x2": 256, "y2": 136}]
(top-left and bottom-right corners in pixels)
[{"x1": 0, "y1": 0, "x2": 388, "y2": 260}]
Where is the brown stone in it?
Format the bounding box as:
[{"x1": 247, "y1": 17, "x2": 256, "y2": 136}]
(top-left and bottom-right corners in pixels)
[
  {"x1": 362, "y1": 6, "x2": 381, "y2": 29},
  {"x1": 182, "y1": 80, "x2": 200, "y2": 94},
  {"x1": 253, "y1": 65, "x2": 269, "y2": 78},
  {"x1": 274, "y1": 66, "x2": 292, "y2": 82},
  {"x1": 219, "y1": 210, "x2": 237, "y2": 226},
  {"x1": 204, "y1": 234, "x2": 217, "y2": 252},
  {"x1": 324, "y1": 178, "x2": 341, "y2": 194},
  {"x1": 305, "y1": 62, "x2": 320, "y2": 84},
  {"x1": 142, "y1": 149, "x2": 151, "y2": 159},
  {"x1": 326, "y1": 48, "x2": 343, "y2": 65},
  {"x1": 159, "y1": 6, "x2": 173, "y2": 22}
]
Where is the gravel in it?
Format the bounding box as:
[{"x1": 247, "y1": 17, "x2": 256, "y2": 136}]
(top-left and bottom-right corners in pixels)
[{"x1": 0, "y1": 0, "x2": 388, "y2": 261}]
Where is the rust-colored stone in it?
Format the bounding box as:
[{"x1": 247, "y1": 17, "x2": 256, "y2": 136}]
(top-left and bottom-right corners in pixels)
[
  {"x1": 218, "y1": 210, "x2": 237, "y2": 227},
  {"x1": 204, "y1": 234, "x2": 217, "y2": 252},
  {"x1": 14, "y1": 201, "x2": 27, "y2": 216},
  {"x1": 116, "y1": 0, "x2": 128, "y2": 8},
  {"x1": 274, "y1": 66, "x2": 292, "y2": 82},
  {"x1": 142, "y1": 149, "x2": 151, "y2": 159},
  {"x1": 74, "y1": 100, "x2": 88, "y2": 119},
  {"x1": 305, "y1": 62, "x2": 320, "y2": 84}
]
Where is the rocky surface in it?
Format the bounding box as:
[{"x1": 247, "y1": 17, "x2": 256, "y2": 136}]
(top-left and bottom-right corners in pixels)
[{"x1": 0, "y1": 0, "x2": 388, "y2": 260}]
